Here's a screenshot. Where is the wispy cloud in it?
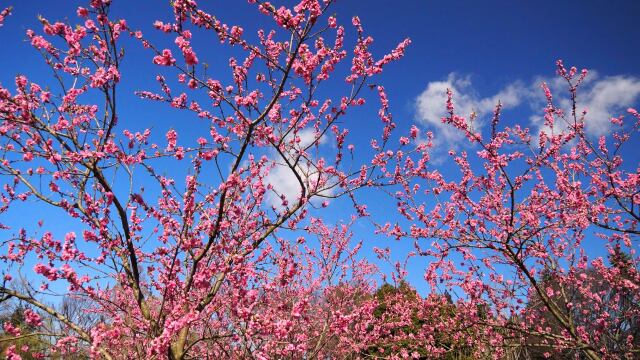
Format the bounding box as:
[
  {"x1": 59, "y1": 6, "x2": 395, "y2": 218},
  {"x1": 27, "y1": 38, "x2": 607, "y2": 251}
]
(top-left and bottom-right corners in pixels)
[
  {"x1": 529, "y1": 71, "x2": 640, "y2": 136},
  {"x1": 414, "y1": 73, "x2": 524, "y2": 147},
  {"x1": 414, "y1": 71, "x2": 640, "y2": 147},
  {"x1": 264, "y1": 128, "x2": 333, "y2": 208}
]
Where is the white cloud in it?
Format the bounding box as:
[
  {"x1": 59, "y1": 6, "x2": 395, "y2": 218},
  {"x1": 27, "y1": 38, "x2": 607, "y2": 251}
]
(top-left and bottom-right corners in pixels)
[
  {"x1": 527, "y1": 71, "x2": 640, "y2": 136},
  {"x1": 414, "y1": 73, "x2": 524, "y2": 147},
  {"x1": 264, "y1": 162, "x2": 306, "y2": 208},
  {"x1": 414, "y1": 71, "x2": 640, "y2": 146},
  {"x1": 575, "y1": 74, "x2": 640, "y2": 135},
  {"x1": 264, "y1": 128, "x2": 334, "y2": 208}
]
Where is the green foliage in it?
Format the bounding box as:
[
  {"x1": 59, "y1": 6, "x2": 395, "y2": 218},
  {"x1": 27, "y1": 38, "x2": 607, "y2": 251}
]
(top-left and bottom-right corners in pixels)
[
  {"x1": 0, "y1": 306, "x2": 50, "y2": 359},
  {"x1": 361, "y1": 282, "x2": 479, "y2": 359}
]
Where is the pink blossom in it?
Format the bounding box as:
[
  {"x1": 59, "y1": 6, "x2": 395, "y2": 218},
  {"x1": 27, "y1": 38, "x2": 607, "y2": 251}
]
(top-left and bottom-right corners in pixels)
[{"x1": 153, "y1": 49, "x2": 176, "y2": 66}]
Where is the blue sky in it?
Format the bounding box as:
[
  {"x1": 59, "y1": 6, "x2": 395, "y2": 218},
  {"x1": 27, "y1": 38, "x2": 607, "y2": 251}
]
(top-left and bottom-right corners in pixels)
[
  {"x1": 3, "y1": 0, "x2": 640, "y2": 122},
  {"x1": 1, "y1": 0, "x2": 639, "y2": 296}
]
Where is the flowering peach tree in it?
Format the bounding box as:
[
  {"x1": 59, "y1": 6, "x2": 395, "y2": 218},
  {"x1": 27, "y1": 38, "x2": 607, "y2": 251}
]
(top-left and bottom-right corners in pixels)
[
  {"x1": 0, "y1": 1, "x2": 638, "y2": 360},
  {"x1": 0, "y1": 0, "x2": 414, "y2": 358},
  {"x1": 378, "y1": 62, "x2": 639, "y2": 359}
]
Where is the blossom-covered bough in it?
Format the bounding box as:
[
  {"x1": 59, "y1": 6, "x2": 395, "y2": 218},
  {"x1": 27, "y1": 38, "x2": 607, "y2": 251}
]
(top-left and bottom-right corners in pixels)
[
  {"x1": 0, "y1": 0, "x2": 412, "y2": 358},
  {"x1": 0, "y1": 1, "x2": 638, "y2": 359},
  {"x1": 379, "y1": 62, "x2": 639, "y2": 359}
]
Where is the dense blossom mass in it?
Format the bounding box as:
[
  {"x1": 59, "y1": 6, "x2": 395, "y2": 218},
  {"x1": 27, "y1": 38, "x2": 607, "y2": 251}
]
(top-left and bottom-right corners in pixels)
[{"x1": 0, "y1": 0, "x2": 638, "y2": 359}]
